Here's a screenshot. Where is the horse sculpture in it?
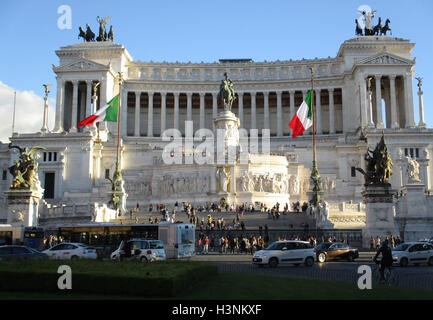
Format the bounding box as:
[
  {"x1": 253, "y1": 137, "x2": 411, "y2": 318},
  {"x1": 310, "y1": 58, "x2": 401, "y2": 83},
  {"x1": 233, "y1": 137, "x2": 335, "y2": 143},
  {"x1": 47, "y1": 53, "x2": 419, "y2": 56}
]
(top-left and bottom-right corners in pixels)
[
  {"x1": 85, "y1": 24, "x2": 95, "y2": 41},
  {"x1": 372, "y1": 17, "x2": 382, "y2": 35},
  {"x1": 78, "y1": 27, "x2": 87, "y2": 42},
  {"x1": 380, "y1": 19, "x2": 392, "y2": 36},
  {"x1": 355, "y1": 19, "x2": 363, "y2": 36},
  {"x1": 108, "y1": 25, "x2": 114, "y2": 42}
]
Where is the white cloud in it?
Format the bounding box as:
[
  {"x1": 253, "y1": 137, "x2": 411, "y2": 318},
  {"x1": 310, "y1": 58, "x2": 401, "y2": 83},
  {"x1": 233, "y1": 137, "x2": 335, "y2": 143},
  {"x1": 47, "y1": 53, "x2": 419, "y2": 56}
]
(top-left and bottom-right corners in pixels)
[{"x1": 0, "y1": 81, "x2": 55, "y2": 143}]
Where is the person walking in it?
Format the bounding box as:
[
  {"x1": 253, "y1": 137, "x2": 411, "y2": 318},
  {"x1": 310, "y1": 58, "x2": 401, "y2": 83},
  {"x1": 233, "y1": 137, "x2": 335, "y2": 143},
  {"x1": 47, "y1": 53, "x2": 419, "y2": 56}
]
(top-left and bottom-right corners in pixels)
[{"x1": 203, "y1": 236, "x2": 209, "y2": 254}]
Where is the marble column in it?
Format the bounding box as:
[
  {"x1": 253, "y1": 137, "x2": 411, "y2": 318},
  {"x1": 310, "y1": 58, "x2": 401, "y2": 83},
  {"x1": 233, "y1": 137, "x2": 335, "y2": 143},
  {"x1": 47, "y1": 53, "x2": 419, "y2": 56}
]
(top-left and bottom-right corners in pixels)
[
  {"x1": 404, "y1": 72, "x2": 416, "y2": 128},
  {"x1": 199, "y1": 92, "x2": 205, "y2": 129},
  {"x1": 238, "y1": 92, "x2": 244, "y2": 128},
  {"x1": 70, "y1": 80, "x2": 78, "y2": 132},
  {"x1": 187, "y1": 92, "x2": 192, "y2": 121},
  {"x1": 315, "y1": 89, "x2": 322, "y2": 134},
  {"x1": 328, "y1": 88, "x2": 335, "y2": 134},
  {"x1": 359, "y1": 76, "x2": 367, "y2": 128},
  {"x1": 251, "y1": 92, "x2": 256, "y2": 130},
  {"x1": 276, "y1": 90, "x2": 282, "y2": 136},
  {"x1": 367, "y1": 78, "x2": 375, "y2": 129},
  {"x1": 147, "y1": 92, "x2": 154, "y2": 137},
  {"x1": 263, "y1": 91, "x2": 269, "y2": 130},
  {"x1": 289, "y1": 90, "x2": 295, "y2": 135},
  {"x1": 375, "y1": 75, "x2": 384, "y2": 129},
  {"x1": 85, "y1": 81, "x2": 92, "y2": 117},
  {"x1": 160, "y1": 92, "x2": 167, "y2": 135},
  {"x1": 418, "y1": 87, "x2": 426, "y2": 127},
  {"x1": 174, "y1": 92, "x2": 180, "y2": 130},
  {"x1": 134, "y1": 91, "x2": 140, "y2": 136},
  {"x1": 389, "y1": 75, "x2": 399, "y2": 129},
  {"x1": 120, "y1": 87, "x2": 128, "y2": 137},
  {"x1": 54, "y1": 78, "x2": 64, "y2": 132}
]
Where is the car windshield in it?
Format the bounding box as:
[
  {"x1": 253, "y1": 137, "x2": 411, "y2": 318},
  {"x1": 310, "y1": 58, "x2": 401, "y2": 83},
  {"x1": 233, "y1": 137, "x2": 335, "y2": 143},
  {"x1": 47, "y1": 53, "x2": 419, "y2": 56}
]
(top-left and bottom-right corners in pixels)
[
  {"x1": 394, "y1": 243, "x2": 410, "y2": 251},
  {"x1": 149, "y1": 240, "x2": 164, "y2": 249}
]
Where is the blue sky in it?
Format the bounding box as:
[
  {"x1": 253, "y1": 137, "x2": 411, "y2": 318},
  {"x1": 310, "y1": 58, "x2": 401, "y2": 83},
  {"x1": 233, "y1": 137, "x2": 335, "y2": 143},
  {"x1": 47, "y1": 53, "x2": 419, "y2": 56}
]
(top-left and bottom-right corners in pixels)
[{"x1": 0, "y1": 0, "x2": 432, "y2": 137}]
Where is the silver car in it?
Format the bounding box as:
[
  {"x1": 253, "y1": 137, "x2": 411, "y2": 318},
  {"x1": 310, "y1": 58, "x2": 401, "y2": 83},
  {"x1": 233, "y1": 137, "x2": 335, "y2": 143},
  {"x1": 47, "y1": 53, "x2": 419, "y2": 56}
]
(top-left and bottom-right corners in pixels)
[
  {"x1": 253, "y1": 240, "x2": 316, "y2": 267},
  {"x1": 392, "y1": 242, "x2": 433, "y2": 267}
]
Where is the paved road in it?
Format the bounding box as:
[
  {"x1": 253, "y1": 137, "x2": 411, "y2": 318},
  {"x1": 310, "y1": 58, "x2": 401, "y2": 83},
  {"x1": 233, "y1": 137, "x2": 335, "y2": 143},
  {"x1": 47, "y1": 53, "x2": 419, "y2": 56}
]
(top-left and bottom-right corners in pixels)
[{"x1": 191, "y1": 253, "x2": 433, "y2": 291}]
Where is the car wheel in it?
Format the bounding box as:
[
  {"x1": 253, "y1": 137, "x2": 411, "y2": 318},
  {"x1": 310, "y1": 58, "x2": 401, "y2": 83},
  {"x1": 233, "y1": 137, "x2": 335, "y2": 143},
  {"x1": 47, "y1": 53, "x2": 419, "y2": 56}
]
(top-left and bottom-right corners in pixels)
[
  {"x1": 428, "y1": 257, "x2": 433, "y2": 266},
  {"x1": 140, "y1": 256, "x2": 148, "y2": 263},
  {"x1": 268, "y1": 258, "x2": 278, "y2": 268},
  {"x1": 71, "y1": 255, "x2": 79, "y2": 261},
  {"x1": 400, "y1": 257, "x2": 408, "y2": 267},
  {"x1": 318, "y1": 253, "x2": 326, "y2": 263},
  {"x1": 347, "y1": 254, "x2": 354, "y2": 262},
  {"x1": 305, "y1": 257, "x2": 314, "y2": 267}
]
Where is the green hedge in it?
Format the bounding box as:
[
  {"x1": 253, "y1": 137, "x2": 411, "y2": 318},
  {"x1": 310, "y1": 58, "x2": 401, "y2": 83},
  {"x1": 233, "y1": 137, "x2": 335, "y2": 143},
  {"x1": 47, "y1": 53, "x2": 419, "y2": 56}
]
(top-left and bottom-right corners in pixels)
[{"x1": 0, "y1": 260, "x2": 217, "y2": 297}]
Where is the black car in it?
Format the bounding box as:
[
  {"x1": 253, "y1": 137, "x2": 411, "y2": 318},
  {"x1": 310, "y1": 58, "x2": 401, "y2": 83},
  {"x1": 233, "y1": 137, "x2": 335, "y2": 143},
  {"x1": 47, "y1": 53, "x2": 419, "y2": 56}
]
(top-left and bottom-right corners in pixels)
[
  {"x1": 316, "y1": 242, "x2": 359, "y2": 263},
  {"x1": 0, "y1": 245, "x2": 47, "y2": 260}
]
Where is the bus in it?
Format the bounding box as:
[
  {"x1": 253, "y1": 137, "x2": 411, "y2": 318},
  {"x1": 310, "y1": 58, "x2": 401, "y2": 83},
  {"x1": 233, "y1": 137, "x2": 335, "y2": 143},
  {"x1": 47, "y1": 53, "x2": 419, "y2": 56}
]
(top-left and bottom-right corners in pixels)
[
  {"x1": 57, "y1": 222, "x2": 195, "y2": 259},
  {"x1": 0, "y1": 225, "x2": 45, "y2": 250}
]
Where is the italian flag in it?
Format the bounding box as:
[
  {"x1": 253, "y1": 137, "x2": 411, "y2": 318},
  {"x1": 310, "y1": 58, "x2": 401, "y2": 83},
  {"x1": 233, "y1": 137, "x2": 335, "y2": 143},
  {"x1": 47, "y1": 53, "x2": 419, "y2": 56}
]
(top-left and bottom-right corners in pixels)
[
  {"x1": 289, "y1": 90, "x2": 313, "y2": 138},
  {"x1": 78, "y1": 94, "x2": 119, "y2": 128}
]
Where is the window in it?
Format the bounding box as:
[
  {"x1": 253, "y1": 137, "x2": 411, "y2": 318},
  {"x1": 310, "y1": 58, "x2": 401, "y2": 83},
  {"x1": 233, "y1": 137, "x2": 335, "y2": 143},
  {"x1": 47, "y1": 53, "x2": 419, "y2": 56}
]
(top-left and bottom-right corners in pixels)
[
  {"x1": 105, "y1": 169, "x2": 110, "y2": 179},
  {"x1": 351, "y1": 167, "x2": 356, "y2": 177},
  {"x1": 12, "y1": 247, "x2": 30, "y2": 254},
  {"x1": 2, "y1": 170, "x2": 6, "y2": 180},
  {"x1": 405, "y1": 148, "x2": 420, "y2": 159},
  {"x1": 42, "y1": 152, "x2": 58, "y2": 162}
]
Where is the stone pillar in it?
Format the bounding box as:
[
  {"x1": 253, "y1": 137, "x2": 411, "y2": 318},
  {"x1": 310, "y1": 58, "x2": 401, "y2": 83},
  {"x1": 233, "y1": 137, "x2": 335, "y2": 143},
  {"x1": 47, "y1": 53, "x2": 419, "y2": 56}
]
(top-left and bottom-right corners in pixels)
[
  {"x1": 174, "y1": 92, "x2": 180, "y2": 130},
  {"x1": 289, "y1": 90, "x2": 295, "y2": 135},
  {"x1": 134, "y1": 92, "x2": 140, "y2": 136},
  {"x1": 70, "y1": 80, "x2": 78, "y2": 132},
  {"x1": 54, "y1": 78, "x2": 64, "y2": 132},
  {"x1": 375, "y1": 75, "x2": 384, "y2": 129},
  {"x1": 367, "y1": 78, "x2": 375, "y2": 129},
  {"x1": 358, "y1": 75, "x2": 367, "y2": 128},
  {"x1": 404, "y1": 72, "x2": 416, "y2": 128},
  {"x1": 250, "y1": 92, "x2": 256, "y2": 129},
  {"x1": 418, "y1": 88, "x2": 426, "y2": 127},
  {"x1": 238, "y1": 92, "x2": 244, "y2": 128},
  {"x1": 315, "y1": 89, "x2": 322, "y2": 134},
  {"x1": 85, "y1": 81, "x2": 92, "y2": 117},
  {"x1": 389, "y1": 75, "x2": 399, "y2": 129},
  {"x1": 263, "y1": 91, "x2": 269, "y2": 130},
  {"x1": 6, "y1": 190, "x2": 43, "y2": 228},
  {"x1": 276, "y1": 90, "x2": 282, "y2": 136},
  {"x1": 93, "y1": 143, "x2": 103, "y2": 187},
  {"x1": 199, "y1": 92, "x2": 205, "y2": 129},
  {"x1": 147, "y1": 92, "x2": 154, "y2": 137},
  {"x1": 328, "y1": 88, "x2": 335, "y2": 134},
  {"x1": 362, "y1": 185, "x2": 399, "y2": 248},
  {"x1": 120, "y1": 87, "x2": 128, "y2": 138},
  {"x1": 186, "y1": 92, "x2": 192, "y2": 121},
  {"x1": 160, "y1": 92, "x2": 167, "y2": 135}
]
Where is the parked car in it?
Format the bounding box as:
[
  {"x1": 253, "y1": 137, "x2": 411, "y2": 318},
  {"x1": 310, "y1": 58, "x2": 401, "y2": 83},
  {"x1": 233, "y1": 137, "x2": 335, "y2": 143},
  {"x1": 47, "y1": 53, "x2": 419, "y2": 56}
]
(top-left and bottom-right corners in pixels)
[
  {"x1": 316, "y1": 242, "x2": 359, "y2": 263},
  {"x1": 0, "y1": 245, "x2": 47, "y2": 260},
  {"x1": 392, "y1": 242, "x2": 433, "y2": 267},
  {"x1": 42, "y1": 242, "x2": 98, "y2": 260},
  {"x1": 252, "y1": 240, "x2": 316, "y2": 267},
  {"x1": 110, "y1": 239, "x2": 166, "y2": 262}
]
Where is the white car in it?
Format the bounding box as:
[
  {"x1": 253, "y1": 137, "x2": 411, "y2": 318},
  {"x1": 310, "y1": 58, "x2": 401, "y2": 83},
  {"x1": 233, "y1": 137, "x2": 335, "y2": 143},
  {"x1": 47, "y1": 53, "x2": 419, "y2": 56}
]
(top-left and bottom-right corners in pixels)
[
  {"x1": 253, "y1": 240, "x2": 316, "y2": 267},
  {"x1": 392, "y1": 242, "x2": 433, "y2": 267},
  {"x1": 110, "y1": 239, "x2": 166, "y2": 262},
  {"x1": 43, "y1": 242, "x2": 98, "y2": 260}
]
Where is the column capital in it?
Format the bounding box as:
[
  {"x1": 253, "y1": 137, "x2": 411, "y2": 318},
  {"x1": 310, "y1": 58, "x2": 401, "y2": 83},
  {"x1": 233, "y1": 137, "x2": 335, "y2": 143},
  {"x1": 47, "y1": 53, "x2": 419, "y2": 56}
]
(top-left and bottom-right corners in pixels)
[
  {"x1": 174, "y1": 92, "x2": 180, "y2": 97},
  {"x1": 186, "y1": 92, "x2": 193, "y2": 98},
  {"x1": 263, "y1": 91, "x2": 269, "y2": 97},
  {"x1": 374, "y1": 74, "x2": 382, "y2": 80},
  {"x1": 389, "y1": 74, "x2": 397, "y2": 81},
  {"x1": 160, "y1": 91, "x2": 167, "y2": 97},
  {"x1": 199, "y1": 92, "x2": 206, "y2": 98},
  {"x1": 135, "y1": 91, "x2": 141, "y2": 96},
  {"x1": 85, "y1": 80, "x2": 93, "y2": 85},
  {"x1": 71, "y1": 79, "x2": 79, "y2": 85},
  {"x1": 250, "y1": 91, "x2": 257, "y2": 97},
  {"x1": 275, "y1": 90, "x2": 283, "y2": 96},
  {"x1": 328, "y1": 88, "x2": 334, "y2": 93},
  {"x1": 237, "y1": 91, "x2": 244, "y2": 97},
  {"x1": 148, "y1": 91, "x2": 154, "y2": 96}
]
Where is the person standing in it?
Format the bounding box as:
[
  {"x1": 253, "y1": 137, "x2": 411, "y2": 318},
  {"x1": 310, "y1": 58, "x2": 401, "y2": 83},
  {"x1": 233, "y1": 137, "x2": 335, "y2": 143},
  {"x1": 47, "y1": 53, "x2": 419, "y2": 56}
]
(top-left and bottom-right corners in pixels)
[{"x1": 203, "y1": 236, "x2": 209, "y2": 254}]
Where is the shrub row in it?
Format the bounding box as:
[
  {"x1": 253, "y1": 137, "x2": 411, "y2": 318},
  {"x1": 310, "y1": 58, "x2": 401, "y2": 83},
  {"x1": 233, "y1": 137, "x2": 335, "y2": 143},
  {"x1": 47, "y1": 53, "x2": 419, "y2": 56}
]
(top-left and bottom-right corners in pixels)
[{"x1": 0, "y1": 260, "x2": 218, "y2": 297}]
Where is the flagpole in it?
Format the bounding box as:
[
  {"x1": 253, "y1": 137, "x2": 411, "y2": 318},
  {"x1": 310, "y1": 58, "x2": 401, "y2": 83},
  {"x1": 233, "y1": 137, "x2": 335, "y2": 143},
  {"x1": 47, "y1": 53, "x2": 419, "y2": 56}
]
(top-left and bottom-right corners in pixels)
[
  {"x1": 12, "y1": 91, "x2": 16, "y2": 137},
  {"x1": 116, "y1": 72, "x2": 122, "y2": 169},
  {"x1": 309, "y1": 66, "x2": 322, "y2": 206}
]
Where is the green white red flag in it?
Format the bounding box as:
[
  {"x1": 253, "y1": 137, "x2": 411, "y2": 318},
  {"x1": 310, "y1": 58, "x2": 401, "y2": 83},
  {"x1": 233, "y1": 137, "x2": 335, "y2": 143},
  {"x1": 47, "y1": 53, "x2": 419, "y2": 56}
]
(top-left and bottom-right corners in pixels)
[
  {"x1": 78, "y1": 94, "x2": 119, "y2": 128},
  {"x1": 289, "y1": 90, "x2": 313, "y2": 138}
]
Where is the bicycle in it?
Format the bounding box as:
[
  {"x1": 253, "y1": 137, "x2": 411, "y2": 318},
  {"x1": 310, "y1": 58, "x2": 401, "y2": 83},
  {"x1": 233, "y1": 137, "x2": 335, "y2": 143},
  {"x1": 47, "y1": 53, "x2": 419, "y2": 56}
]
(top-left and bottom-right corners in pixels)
[{"x1": 372, "y1": 259, "x2": 399, "y2": 286}]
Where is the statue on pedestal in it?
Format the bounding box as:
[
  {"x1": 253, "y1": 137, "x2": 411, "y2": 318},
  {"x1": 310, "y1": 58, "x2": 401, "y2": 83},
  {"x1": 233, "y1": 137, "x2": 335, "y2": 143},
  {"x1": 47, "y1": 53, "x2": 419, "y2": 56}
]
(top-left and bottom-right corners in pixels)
[
  {"x1": 96, "y1": 16, "x2": 111, "y2": 41},
  {"x1": 218, "y1": 73, "x2": 236, "y2": 111},
  {"x1": 356, "y1": 133, "x2": 393, "y2": 186},
  {"x1": 406, "y1": 157, "x2": 421, "y2": 183},
  {"x1": 8, "y1": 144, "x2": 45, "y2": 192}
]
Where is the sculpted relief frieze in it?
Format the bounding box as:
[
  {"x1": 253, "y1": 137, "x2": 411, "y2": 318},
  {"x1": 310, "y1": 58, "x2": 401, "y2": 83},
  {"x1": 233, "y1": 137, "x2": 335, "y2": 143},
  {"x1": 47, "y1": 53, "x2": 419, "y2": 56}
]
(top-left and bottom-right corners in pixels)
[{"x1": 236, "y1": 173, "x2": 289, "y2": 194}]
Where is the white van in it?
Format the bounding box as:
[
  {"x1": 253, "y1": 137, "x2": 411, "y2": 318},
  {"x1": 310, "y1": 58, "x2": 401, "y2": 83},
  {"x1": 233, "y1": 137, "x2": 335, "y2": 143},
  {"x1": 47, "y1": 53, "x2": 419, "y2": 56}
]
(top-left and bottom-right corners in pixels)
[{"x1": 110, "y1": 239, "x2": 166, "y2": 262}]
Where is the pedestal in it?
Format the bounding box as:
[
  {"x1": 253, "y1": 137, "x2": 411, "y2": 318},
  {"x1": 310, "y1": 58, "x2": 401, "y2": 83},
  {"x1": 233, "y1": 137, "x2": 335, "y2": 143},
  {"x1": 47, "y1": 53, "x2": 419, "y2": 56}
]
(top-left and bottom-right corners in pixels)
[
  {"x1": 5, "y1": 189, "x2": 43, "y2": 227},
  {"x1": 361, "y1": 184, "x2": 399, "y2": 248}
]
